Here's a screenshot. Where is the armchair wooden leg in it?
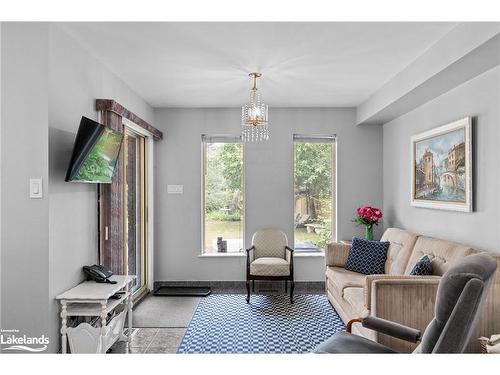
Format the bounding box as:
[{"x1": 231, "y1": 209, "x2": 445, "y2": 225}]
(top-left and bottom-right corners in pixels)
[
  {"x1": 290, "y1": 280, "x2": 295, "y2": 304},
  {"x1": 246, "y1": 280, "x2": 250, "y2": 303},
  {"x1": 252, "y1": 280, "x2": 255, "y2": 292},
  {"x1": 285, "y1": 280, "x2": 288, "y2": 293}
]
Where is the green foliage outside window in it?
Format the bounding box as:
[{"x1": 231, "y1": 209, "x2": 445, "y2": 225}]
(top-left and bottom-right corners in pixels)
[
  {"x1": 294, "y1": 142, "x2": 334, "y2": 249},
  {"x1": 205, "y1": 143, "x2": 243, "y2": 217},
  {"x1": 294, "y1": 142, "x2": 332, "y2": 198}
]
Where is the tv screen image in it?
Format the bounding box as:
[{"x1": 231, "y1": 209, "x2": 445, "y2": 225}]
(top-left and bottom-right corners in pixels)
[{"x1": 65, "y1": 117, "x2": 124, "y2": 183}]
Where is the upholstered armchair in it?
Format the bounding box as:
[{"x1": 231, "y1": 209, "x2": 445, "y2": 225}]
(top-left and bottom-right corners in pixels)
[{"x1": 246, "y1": 229, "x2": 294, "y2": 303}]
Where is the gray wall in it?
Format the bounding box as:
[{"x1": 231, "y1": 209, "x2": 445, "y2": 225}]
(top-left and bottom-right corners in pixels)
[
  {"x1": 47, "y1": 25, "x2": 154, "y2": 352},
  {"x1": 154, "y1": 108, "x2": 383, "y2": 282},
  {"x1": 383, "y1": 66, "x2": 500, "y2": 252},
  {"x1": 1, "y1": 23, "x2": 154, "y2": 353},
  {"x1": 1, "y1": 23, "x2": 51, "y2": 341}
]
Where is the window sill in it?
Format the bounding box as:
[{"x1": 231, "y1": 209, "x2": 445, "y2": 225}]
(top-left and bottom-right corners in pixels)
[
  {"x1": 294, "y1": 252, "x2": 325, "y2": 258},
  {"x1": 198, "y1": 253, "x2": 246, "y2": 258}
]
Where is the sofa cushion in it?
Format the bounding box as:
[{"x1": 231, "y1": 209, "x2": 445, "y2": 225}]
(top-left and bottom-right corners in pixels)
[
  {"x1": 409, "y1": 255, "x2": 433, "y2": 276},
  {"x1": 404, "y1": 236, "x2": 477, "y2": 276},
  {"x1": 250, "y1": 257, "x2": 290, "y2": 276},
  {"x1": 326, "y1": 266, "x2": 366, "y2": 292},
  {"x1": 343, "y1": 287, "x2": 367, "y2": 316},
  {"x1": 345, "y1": 237, "x2": 389, "y2": 275},
  {"x1": 381, "y1": 228, "x2": 419, "y2": 275}
]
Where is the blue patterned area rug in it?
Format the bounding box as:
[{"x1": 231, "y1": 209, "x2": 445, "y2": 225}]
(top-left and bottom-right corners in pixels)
[{"x1": 177, "y1": 294, "x2": 344, "y2": 354}]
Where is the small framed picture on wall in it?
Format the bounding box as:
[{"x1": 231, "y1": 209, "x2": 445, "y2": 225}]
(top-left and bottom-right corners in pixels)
[{"x1": 410, "y1": 117, "x2": 472, "y2": 212}]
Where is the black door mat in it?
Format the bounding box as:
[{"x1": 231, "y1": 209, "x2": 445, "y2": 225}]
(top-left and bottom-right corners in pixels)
[{"x1": 153, "y1": 286, "x2": 212, "y2": 297}]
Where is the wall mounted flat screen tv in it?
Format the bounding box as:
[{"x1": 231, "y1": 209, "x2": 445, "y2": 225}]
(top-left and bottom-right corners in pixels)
[{"x1": 65, "y1": 116, "x2": 123, "y2": 183}]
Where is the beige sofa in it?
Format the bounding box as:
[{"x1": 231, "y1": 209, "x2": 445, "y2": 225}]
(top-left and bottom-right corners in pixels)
[{"x1": 325, "y1": 227, "x2": 500, "y2": 353}]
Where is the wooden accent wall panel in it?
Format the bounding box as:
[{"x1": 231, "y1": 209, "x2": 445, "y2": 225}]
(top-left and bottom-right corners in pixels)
[
  {"x1": 96, "y1": 99, "x2": 163, "y2": 140},
  {"x1": 99, "y1": 110, "x2": 125, "y2": 275}
]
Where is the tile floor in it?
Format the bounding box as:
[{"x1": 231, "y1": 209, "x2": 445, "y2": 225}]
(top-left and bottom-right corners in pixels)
[
  {"x1": 109, "y1": 328, "x2": 186, "y2": 354},
  {"x1": 109, "y1": 295, "x2": 198, "y2": 354}
]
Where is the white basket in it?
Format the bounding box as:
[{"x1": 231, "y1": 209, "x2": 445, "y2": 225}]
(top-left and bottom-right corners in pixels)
[
  {"x1": 67, "y1": 309, "x2": 128, "y2": 353},
  {"x1": 103, "y1": 309, "x2": 128, "y2": 352}
]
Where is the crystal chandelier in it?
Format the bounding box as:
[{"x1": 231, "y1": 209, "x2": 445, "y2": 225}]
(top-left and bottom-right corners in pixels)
[{"x1": 241, "y1": 72, "x2": 269, "y2": 142}]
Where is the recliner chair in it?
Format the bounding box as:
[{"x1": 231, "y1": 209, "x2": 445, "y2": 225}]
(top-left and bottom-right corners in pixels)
[{"x1": 314, "y1": 253, "x2": 497, "y2": 353}]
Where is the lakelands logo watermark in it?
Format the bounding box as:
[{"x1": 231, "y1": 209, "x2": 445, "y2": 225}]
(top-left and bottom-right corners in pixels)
[{"x1": 1, "y1": 329, "x2": 49, "y2": 352}]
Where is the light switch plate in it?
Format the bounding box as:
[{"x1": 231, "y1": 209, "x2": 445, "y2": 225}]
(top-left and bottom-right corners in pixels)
[
  {"x1": 167, "y1": 184, "x2": 183, "y2": 194},
  {"x1": 30, "y1": 178, "x2": 43, "y2": 199}
]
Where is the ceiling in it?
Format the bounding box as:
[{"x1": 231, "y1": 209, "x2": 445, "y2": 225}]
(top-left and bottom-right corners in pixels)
[{"x1": 60, "y1": 22, "x2": 456, "y2": 108}]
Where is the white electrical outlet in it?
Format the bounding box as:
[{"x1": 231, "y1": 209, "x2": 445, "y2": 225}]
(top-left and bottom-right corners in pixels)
[
  {"x1": 167, "y1": 184, "x2": 183, "y2": 194},
  {"x1": 29, "y1": 178, "x2": 43, "y2": 199}
]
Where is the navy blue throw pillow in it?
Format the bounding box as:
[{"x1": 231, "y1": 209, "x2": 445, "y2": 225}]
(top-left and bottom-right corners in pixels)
[
  {"x1": 345, "y1": 237, "x2": 389, "y2": 275},
  {"x1": 409, "y1": 255, "x2": 433, "y2": 276}
]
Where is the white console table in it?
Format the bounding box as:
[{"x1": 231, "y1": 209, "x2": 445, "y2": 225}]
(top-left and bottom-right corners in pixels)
[{"x1": 56, "y1": 275, "x2": 135, "y2": 354}]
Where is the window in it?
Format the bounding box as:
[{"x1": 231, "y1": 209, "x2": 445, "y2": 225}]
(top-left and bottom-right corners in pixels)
[
  {"x1": 293, "y1": 134, "x2": 336, "y2": 252},
  {"x1": 202, "y1": 135, "x2": 244, "y2": 254}
]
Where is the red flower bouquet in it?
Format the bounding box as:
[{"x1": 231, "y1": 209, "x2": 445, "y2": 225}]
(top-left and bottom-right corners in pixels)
[{"x1": 353, "y1": 206, "x2": 382, "y2": 240}]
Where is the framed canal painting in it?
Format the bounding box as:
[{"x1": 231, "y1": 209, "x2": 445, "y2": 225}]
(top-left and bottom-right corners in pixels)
[{"x1": 410, "y1": 117, "x2": 472, "y2": 212}]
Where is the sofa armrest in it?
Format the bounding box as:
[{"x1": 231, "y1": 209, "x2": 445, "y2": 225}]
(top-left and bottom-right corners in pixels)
[
  {"x1": 367, "y1": 276, "x2": 441, "y2": 352},
  {"x1": 364, "y1": 275, "x2": 441, "y2": 309},
  {"x1": 325, "y1": 243, "x2": 351, "y2": 267}
]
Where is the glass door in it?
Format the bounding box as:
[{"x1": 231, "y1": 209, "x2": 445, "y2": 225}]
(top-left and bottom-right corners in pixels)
[{"x1": 123, "y1": 126, "x2": 148, "y2": 298}]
